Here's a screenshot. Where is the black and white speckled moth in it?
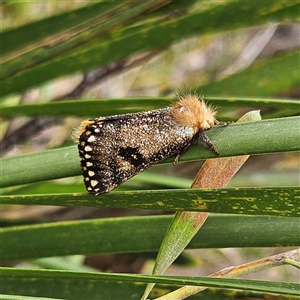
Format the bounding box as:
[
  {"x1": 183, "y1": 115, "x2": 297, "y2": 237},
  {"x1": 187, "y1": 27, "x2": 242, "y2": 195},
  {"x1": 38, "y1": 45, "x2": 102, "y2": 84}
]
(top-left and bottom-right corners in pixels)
[{"x1": 77, "y1": 93, "x2": 229, "y2": 195}]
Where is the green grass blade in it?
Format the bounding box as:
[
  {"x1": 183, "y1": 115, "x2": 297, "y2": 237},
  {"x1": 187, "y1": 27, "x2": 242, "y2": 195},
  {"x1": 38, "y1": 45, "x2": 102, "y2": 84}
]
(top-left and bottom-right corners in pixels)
[
  {"x1": 1, "y1": 116, "x2": 299, "y2": 188},
  {"x1": 1, "y1": 268, "x2": 299, "y2": 299},
  {"x1": 0, "y1": 146, "x2": 80, "y2": 188},
  {"x1": 1, "y1": 186, "x2": 299, "y2": 217},
  {"x1": 0, "y1": 98, "x2": 170, "y2": 118},
  {"x1": 0, "y1": 267, "x2": 147, "y2": 300},
  {"x1": 1, "y1": 98, "x2": 299, "y2": 118},
  {"x1": 1, "y1": 215, "x2": 299, "y2": 261}
]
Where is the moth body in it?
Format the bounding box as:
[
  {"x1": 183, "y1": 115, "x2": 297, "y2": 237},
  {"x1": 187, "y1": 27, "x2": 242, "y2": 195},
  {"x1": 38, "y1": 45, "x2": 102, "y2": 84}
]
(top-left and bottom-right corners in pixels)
[{"x1": 78, "y1": 94, "x2": 227, "y2": 195}]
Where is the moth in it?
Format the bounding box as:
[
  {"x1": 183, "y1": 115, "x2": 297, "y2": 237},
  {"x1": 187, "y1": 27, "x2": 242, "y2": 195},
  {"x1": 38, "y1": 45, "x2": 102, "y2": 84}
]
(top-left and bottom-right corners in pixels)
[{"x1": 78, "y1": 93, "x2": 228, "y2": 195}]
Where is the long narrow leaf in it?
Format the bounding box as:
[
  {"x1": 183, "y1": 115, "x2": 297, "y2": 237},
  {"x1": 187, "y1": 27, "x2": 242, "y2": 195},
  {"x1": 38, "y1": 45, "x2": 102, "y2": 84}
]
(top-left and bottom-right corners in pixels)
[
  {"x1": 1, "y1": 98, "x2": 299, "y2": 118},
  {"x1": 1, "y1": 187, "x2": 299, "y2": 217},
  {"x1": 1, "y1": 267, "x2": 299, "y2": 299},
  {"x1": 1, "y1": 215, "x2": 299, "y2": 261},
  {"x1": 1, "y1": 116, "x2": 299, "y2": 188}
]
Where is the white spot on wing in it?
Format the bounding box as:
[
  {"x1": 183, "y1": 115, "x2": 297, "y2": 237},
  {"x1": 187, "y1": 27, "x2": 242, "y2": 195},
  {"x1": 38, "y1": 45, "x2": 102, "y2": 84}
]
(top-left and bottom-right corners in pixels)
[
  {"x1": 88, "y1": 171, "x2": 95, "y2": 176},
  {"x1": 91, "y1": 180, "x2": 98, "y2": 187},
  {"x1": 87, "y1": 135, "x2": 96, "y2": 143}
]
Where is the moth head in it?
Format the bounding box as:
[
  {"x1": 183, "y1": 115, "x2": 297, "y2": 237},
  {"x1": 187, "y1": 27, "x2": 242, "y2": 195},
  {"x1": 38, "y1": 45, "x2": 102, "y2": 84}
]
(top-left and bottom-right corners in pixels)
[{"x1": 170, "y1": 94, "x2": 217, "y2": 133}]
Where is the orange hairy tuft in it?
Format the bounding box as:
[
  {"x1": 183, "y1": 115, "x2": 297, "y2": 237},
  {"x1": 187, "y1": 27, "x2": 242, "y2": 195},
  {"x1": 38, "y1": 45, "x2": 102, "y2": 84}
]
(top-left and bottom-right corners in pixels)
[
  {"x1": 72, "y1": 120, "x2": 95, "y2": 142},
  {"x1": 170, "y1": 94, "x2": 217, "y2": 133}
]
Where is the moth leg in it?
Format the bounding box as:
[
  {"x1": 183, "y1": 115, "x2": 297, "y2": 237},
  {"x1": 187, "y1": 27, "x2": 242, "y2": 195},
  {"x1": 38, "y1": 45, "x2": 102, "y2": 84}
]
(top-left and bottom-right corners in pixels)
[
  {"x1": 173, "y1": 154, "x2": 180, "y2": 166},
  {"x1": 173, "y1": 129, "x2": 221, "y2": 166},
  {"x1": 173, "y1": 141, "x2": 193, "y2": 166},
  {"x1": 198, "y1": 131, "x2": 220, "y2": 156},
  {"x1": 173, "y1": 117, "x2": 228, "y2": 166}
]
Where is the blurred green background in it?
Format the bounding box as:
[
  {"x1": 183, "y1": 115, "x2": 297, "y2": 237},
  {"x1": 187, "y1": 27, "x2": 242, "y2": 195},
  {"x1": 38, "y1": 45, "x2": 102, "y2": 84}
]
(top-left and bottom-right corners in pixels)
[{"x1": 1, "y1": 1, "x2": 299, "y2": 299}]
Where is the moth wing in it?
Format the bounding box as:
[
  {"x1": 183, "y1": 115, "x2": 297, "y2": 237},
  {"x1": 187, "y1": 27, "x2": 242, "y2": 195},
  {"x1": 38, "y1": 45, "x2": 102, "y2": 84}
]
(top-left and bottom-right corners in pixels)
[{"x1": 78, "y1": 110, "x2": 193, "y2": 195}]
